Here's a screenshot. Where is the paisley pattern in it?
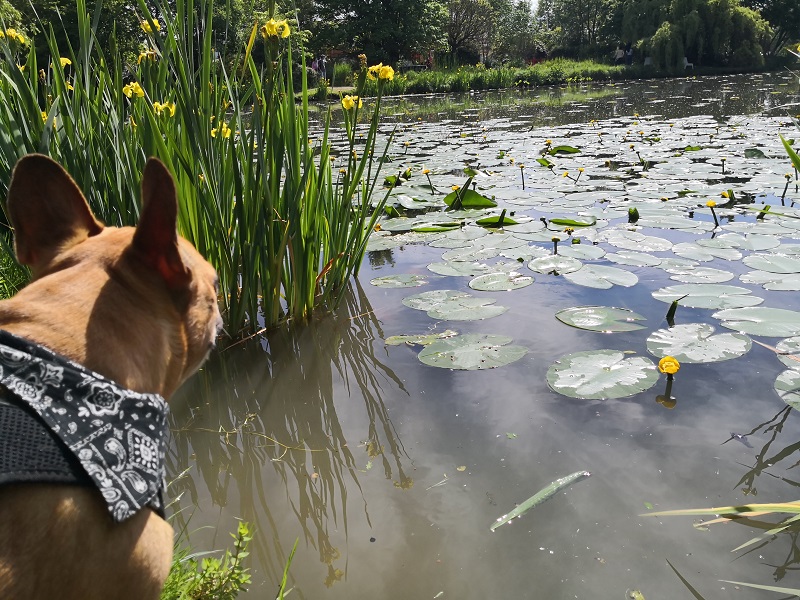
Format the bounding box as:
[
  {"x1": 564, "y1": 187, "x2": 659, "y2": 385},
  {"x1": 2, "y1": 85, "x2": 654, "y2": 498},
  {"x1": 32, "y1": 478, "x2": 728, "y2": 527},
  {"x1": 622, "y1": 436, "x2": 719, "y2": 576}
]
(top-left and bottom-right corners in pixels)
[{"x1": 0, "y1": 330, "x2": 168, "y2": 522}]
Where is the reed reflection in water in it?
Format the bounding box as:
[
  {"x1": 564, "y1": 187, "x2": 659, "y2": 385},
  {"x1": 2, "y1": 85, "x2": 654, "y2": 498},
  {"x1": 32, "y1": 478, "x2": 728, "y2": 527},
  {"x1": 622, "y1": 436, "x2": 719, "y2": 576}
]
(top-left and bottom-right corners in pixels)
[{"x1": 167, "y1": 282, "x2": 410, "y2": 594}]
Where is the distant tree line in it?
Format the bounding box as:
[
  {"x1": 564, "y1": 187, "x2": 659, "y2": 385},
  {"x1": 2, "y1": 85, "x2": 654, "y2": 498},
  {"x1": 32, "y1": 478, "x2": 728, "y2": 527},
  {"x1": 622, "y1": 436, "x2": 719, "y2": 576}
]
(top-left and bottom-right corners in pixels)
[{"x1": 1, "y1": 0, "x2": 797, "y2": 72}]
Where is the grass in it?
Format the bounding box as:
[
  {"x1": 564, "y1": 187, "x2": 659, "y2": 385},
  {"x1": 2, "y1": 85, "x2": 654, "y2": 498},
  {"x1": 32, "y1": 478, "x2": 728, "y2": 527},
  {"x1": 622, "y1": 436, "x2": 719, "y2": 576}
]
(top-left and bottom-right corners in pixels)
[{"x1": 0, "y1": 0, "x2": 392, "y2": 337}]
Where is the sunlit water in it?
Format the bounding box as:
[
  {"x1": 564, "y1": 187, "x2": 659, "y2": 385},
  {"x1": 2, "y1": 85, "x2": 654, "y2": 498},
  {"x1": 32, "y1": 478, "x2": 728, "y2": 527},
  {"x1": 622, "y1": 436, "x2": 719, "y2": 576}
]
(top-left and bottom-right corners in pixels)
[{"x1": 170, "y1": 72, "x2": 800, "y2": 598}]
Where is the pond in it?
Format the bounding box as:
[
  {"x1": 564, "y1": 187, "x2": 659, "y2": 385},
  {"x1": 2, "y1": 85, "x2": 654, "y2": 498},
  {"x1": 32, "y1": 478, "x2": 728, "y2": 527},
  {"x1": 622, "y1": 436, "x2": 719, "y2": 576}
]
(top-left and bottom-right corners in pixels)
[{"x1": 169, "y1": 71, "x2": 800, "y2": 599}]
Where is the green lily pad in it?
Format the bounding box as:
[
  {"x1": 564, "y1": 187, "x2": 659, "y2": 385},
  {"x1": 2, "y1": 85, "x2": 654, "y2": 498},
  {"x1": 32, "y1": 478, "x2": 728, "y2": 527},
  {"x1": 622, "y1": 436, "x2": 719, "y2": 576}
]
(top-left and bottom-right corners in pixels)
[
  {"x1": 370, "y1": 274, "x2": 436, "y2": 288},
  {"x1": 713, "y1": 307, "x2": 800, "y2": 337},
  {"x1": 605, "y1": 251, "x2": 662, "y2": 267},
  {"x1": 528, "y1": 255, "x2": 583, "y2": 274},
  {"x1": 742, "y1": 254, "x2": 800, "y2": 274},
  {"x1": 558, "y1": 245, "x2": 607, "y2": 260},
  {"x1": 564, "y1": 265, "x2": 638, "y2": 289},
  {"x1": 775, "y1": 337, "x2": 800, "y2": 369},
  {"x1": 672, "y1": 242, "x2": 742, "y2": 262},
  {"x1": 652, "y1": 284, "x2": 763, "y2": 309},
  {"x1": 385, "y1": 330, "x2": 459, "y2": 346},
  {"x1": 555, "y1": 306, "x2": 647, "y2": 332},
  {"x1": 427, "y1": 261, "x2": 493, "y2": 277},
  {"x1": 774, "y1": 369, "x2": 800, "y2": 409},
  {"x1": 740, "y1": 271, "x2": 800, "y2": 291},
  {"x1": 546, "y1": 350, "x2": 659, "y2": 400},
  {"x1": 668, "y1": 266, "x2": 734, "y2": 284},
  {"x1": 646, "y1": 323, "x2": 751, "y2": 363},
  {"x1": 469, "y1": 271, "x2": 534, "y2": 291},
  {"x1": 418, "y1": 333, "x2": 528, "y2": 370},
  {"x1": 402, "y1": 290, "x2": 508, "y2": 321},
  {"x1": 443, "y1": 188, "x2": 498, "y2": 209}
]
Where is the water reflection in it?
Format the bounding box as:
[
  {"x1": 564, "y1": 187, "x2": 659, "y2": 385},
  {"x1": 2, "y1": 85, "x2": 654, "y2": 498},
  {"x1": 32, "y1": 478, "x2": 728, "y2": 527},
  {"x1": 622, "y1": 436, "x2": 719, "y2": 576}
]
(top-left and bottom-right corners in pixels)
[{"x1": 168, "y1": 281, "x2": 410, "y2": 592}]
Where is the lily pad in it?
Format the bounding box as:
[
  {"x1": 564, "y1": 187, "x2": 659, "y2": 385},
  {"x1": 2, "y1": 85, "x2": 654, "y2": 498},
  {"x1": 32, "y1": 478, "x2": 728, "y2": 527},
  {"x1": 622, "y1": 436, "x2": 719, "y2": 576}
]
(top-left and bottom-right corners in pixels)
[
  {"x1": 370, "y1": 274, "x2": 436, "y2": 288},
  {"x1": 713, "y1": 307, "x2": 800, "y2": 337},
  {"x1": 668, "y1": 266, "x2": 734, "y2": 284},
  {"x1": 558, "y1": 244, "x2": 607, "y2": 260},
  {"x1": 469, "y1": 271, "x2": 534, "y2": 291},
  {"x1": 740, "y1": 271, "x2": 800, "y2": 291},
  {"x1": 646, "y1": 323, "x2": 751, "y2": 363},
  {"x1": 555, "y1": 306, "x2": 647, "y2": 332},
  {"x1": 775, "y1": 337, "x2": 800, "y2": 369},
  {"x1": 774, "y1": 369, "x2": 800, "y2": 409},
  {"x1": 427, "y1": 261, "x2": 493, "y2": 277},
  {"x1": 528, "y1": 255, "x2": 583, "y2": 274},
  {"x1": 443, "y1": 188, "x2": 498, "y2": 209},
  {"x1": 742, "y1": 254, "x2": 800, "y2": 274},
  {"x1": 546, "y1": 350, "x2": 659, "y2": 399},
  {"x1": 564, "y1": 265, "x2": 638, "y2": 289},
  {"x1": 418, "y1": 334, "x2": 528, "y2": 370},
  {"x1": 652, "y1": 284, "x2": 763, "y2": 309},
  {"x1": 402, "y1": 289, "x2": 508, "y2": 321},
  {"x1": 385, "y1": 330, "x2": 459, "y2": 346}
]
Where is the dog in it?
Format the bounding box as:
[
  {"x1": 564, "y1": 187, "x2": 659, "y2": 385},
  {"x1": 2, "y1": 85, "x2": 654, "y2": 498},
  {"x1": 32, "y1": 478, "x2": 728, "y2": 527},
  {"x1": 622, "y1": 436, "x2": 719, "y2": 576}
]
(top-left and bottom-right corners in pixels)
[{"x1": 0, "y1": 154, "x2": 221, "y2": 599}]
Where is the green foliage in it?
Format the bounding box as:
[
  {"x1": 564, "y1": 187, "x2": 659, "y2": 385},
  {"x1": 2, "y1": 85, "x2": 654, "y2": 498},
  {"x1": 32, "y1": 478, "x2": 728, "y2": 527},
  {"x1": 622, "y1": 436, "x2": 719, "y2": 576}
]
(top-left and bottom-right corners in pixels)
[
  {"x1": 623, "y1": 0, "x2": 771, "y2": 68},
  {"x1": 161, "y1": 521, "x2": 252, "y2": 600},
  {"x1": 0, "y1": 0, "x2": 392, "y2": 336}
]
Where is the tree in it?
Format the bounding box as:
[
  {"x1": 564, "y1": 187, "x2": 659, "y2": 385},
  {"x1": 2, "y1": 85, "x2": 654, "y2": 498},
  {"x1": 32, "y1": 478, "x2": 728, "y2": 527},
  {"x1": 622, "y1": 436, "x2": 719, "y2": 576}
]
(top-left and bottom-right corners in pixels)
[
  {"x1": 447, "y1": 0, "x2": 494, "y2": 60},
  {"x1": 536, "y1": 0, "x2": 622, "y2": 53},
  {"x1": 741, "y1": 0, "x2": 800, "y2": 54},
  {"x1": 298, "y1": 0, "x2": 447, "y2": 63}
]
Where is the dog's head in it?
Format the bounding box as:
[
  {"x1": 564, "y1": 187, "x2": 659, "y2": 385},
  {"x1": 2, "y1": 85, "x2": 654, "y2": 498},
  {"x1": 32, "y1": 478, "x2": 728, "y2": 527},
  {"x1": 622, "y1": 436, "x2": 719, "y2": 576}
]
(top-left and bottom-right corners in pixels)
[{"x1": 5, "y1": 154, "x2": 221, "y2": 397}]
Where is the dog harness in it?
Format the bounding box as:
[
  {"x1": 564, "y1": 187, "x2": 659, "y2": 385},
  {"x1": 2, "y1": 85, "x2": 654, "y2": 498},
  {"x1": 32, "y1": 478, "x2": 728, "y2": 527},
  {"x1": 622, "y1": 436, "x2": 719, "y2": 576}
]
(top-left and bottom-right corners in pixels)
[{"x1": 0, "y1": 330, "x2": 168, "y2": 522}]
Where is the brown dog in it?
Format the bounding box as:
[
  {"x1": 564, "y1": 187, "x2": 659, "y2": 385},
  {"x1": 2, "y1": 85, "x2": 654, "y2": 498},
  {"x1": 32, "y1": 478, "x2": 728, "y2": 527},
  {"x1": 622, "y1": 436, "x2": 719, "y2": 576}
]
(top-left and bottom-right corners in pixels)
[{"x1": 0, "y1": 155, "x2": 221, "y2": 599}]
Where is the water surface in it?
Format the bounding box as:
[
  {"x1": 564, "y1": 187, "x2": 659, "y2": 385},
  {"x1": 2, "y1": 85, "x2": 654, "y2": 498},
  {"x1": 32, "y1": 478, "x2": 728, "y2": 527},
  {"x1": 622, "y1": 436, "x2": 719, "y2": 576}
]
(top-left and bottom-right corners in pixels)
[{"x1": 170, "y1": 71, "x2": 800, "y2": 598}]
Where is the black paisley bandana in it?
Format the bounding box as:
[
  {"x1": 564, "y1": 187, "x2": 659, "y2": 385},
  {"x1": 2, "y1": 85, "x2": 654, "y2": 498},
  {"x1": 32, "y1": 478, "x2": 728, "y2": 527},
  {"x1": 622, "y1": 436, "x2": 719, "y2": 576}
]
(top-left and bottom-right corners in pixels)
[{"x1": 0, "y1": 329, "x2": 168, "y2": 522}]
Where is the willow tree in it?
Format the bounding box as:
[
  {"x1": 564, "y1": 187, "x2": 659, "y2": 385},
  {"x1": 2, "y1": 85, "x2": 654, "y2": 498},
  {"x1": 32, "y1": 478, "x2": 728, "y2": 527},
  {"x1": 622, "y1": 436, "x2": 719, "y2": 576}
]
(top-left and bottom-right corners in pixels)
[{"x1": 622, "y1": 0, "x2": 771, "y2": 68}]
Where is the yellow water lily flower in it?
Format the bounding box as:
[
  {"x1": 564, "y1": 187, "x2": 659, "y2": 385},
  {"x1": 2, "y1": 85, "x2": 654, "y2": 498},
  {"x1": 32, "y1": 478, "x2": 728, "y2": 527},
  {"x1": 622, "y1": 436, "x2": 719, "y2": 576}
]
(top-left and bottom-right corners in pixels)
[
  {"x1": 706, "y1": 200, "x2": 717, "y2": 208},
  {"x1": 658, "y1": 356, "x2": 680, "y2": 375},
  {"x1": 122, "y1": 81, "x2": 144, "y2": 98}
]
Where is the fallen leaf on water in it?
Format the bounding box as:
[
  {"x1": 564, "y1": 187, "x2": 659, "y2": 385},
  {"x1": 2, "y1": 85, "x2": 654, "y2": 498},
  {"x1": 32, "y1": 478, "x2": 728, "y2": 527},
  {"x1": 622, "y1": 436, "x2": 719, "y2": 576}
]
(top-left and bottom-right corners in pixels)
[{"x1": 506, "y1": 432, "x2": 517, "y2": 439}]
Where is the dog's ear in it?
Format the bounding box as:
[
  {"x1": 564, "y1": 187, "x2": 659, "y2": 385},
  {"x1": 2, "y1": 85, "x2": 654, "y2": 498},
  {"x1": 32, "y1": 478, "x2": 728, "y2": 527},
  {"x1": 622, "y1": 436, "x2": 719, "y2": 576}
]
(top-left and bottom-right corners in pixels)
[
  {"x1": 7, "y1": 154, "x2": 104, "y2": 274},
  {"x1": 133, "y1": 157, "x2": 191, "y2": 289}
]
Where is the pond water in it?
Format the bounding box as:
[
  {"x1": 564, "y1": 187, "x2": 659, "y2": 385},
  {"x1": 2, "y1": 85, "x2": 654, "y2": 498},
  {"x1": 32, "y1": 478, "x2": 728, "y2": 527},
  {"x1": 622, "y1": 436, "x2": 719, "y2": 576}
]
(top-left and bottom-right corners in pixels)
[{"x1": 170, "y1": 71, "x2": 800, "y2": 598}]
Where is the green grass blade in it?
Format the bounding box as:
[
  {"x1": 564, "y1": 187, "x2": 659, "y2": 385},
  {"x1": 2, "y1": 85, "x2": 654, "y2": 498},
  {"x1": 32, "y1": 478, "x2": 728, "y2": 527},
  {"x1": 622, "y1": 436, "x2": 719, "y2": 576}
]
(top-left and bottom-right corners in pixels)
[{"x1": 666, "y1": 559, "x2": 708, "y2": 600}]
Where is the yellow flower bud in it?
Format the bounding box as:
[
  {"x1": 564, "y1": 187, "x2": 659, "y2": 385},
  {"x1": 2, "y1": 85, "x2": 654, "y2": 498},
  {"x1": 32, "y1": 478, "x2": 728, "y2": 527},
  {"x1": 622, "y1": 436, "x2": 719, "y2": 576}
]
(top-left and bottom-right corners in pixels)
[{"x1": 658, "y1": 356, "x2": 680, "y2": 375}]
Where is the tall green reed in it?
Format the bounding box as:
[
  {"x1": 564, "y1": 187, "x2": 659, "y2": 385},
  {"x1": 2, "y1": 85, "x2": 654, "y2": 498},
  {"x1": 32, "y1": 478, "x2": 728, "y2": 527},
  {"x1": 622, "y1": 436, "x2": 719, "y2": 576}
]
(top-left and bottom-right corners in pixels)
[{"x1": 0, "y1": 0, "x2": 392, "y2": 336}]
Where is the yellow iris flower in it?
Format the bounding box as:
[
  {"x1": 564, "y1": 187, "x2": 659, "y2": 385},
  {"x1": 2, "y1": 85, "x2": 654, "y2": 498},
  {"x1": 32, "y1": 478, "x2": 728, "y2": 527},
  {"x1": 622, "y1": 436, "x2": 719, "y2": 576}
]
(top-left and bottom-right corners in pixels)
[
  {"x1": 141, "y1": 19, "x2": 161, "y2": 33},
  {"x1": 153, "y1": 101, "x2": 176, "y2": 117},
  {"x1": 211, "y1": 122, "x2": 232, "y2": 138},
  {"x1": 122, "y1": 81, "x2": 145, "y2": 98},
  {"x1": 379, "y1": 65, "x2": 394, "y2": 80},
  {"x1": 341, "y1": 95, "x2": 362, "y2": 110},
  {"x1": 261, "y1": 18, "x2": 290, "y2": 38}
]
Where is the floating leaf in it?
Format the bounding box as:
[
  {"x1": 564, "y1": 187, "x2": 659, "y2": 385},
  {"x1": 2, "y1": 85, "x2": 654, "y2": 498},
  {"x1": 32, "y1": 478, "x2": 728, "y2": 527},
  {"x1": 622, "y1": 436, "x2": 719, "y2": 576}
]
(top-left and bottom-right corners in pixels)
[
  {"x1": 652, "y1": 284, "x2": 763, "y2": 309},
  {"x1": 403, "y1": 289, "x2": 508, "y2": 321},
  {"x1": 548, "y1": 145, "x2": 581, "y2": 155},
  {"x1": 558, "y1": 245, "x2": 607, "y2": 260},
  {"x1": 714, "y1": 307, "x2": 800, "y2": 337},
  {"x1": 564, "y1": 264, "x2": 638, "y2": 289},
  {"x1": 385, "y1": 330, "x2": 459, "y2": 346},
  {"x1": 775, "y1": 337, "x2": 800, "y2": 368},
  {"x1": 443, "y1": 188, "x2": 498, "y2": 209},
  {"x1": 418, "y1": 333, "x2": 527, "y2": 370},
  {"x1": 555, "y1": 306, "x2": 647, "y2": 332},
  {"x1": 469, "y1": 271, "x2": 534, "y2": 291},
  {"x1": 546, "y1": 350, "x2": 659, "y2": 399},
  {"x1": 775, "y1": 369, "x2": 800, "y2": 409},
  {"x1": 745, "y1": 148, "x2": 767, "y2": 159},
  {"x1": 605, "y1": 251, "x2": 662, "y2": 267},
  {"x1": 646, "y1": 323, "x2": 751, "y2": 363},
  {"x1": 549, "y1": 216, "x2": 597, "y2": 227},
  {"x1": 370, "y1": 274, "x2": 435, "y2": 288},
  {"x1": 740, "y1": 270, "x2": 800, "y2": 291},
  {"x1": 742, "y1": 254, "x2": 800, "y2": 274},
  {"x1": 528, "y1": 255, "x2": 583, "y2": 274},
  {"x1": 672, "y1": 242, "x2": 742, "y2": 262},
  {"x1": 668, "y1": 266, "x2": 734, "y2": 284},
  {"x1": 427, "y1": 261, "x2": 493, "y2": 277}
]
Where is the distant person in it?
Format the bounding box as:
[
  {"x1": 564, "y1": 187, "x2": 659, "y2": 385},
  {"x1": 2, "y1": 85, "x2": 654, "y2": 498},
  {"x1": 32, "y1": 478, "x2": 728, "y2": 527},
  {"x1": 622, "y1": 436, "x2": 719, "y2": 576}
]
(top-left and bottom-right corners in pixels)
[
  {"x1": 625, "y1": 47, "x2": 633, "y2": 66},
  {"x1": 311, "y1": 57, "x2": 319, "y2": 73},
  {"x1": 319, "y1": 55, "x2": 327, "y2": 80},
  {"x1": 614, "y1": 46, "x2": 624, "y2": 65}
]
